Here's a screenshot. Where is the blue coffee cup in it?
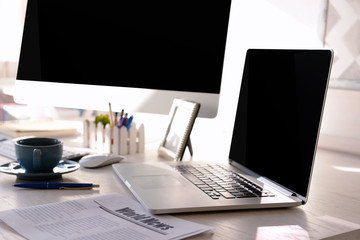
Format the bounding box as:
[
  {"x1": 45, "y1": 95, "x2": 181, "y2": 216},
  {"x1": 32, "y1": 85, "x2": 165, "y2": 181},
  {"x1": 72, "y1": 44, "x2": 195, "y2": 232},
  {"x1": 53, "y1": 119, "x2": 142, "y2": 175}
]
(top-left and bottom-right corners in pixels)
[{"x1": 15, "y1": 137, "x2": 63, "y2": 173}]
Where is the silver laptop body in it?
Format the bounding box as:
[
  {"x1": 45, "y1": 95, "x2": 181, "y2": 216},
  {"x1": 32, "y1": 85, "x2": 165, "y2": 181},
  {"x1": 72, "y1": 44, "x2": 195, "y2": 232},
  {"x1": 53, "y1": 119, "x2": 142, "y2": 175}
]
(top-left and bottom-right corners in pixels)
[{"x1": 113, "y1": 49, "x2": 333, "y2": 214}]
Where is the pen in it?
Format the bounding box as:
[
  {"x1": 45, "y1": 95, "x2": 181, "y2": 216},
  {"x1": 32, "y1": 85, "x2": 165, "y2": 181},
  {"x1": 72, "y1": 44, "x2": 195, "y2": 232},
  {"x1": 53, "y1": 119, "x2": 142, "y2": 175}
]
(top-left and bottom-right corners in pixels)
[
  {"x1": 114, "y1": 112, "x2": 118, "y2": 126},
  {"x1": 122, "y1": 113, "x2": 128, "y2": 127},
  {"x1": 118, "y1": 109, "x2": 124, "y2": 128},
  {"x1": 125, "y1": 115, "x2": 133, "y2": 130},
  {"x1": 14, "y1": 182, "x2": 100, "y2": 190}
]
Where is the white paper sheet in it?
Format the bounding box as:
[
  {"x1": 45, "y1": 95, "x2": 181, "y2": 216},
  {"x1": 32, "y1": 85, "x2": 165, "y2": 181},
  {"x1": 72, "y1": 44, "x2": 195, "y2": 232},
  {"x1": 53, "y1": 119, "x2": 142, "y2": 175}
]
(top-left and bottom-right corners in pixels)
[{"x1": 0, "y1": 193, "x2": 212, "y2": 240}]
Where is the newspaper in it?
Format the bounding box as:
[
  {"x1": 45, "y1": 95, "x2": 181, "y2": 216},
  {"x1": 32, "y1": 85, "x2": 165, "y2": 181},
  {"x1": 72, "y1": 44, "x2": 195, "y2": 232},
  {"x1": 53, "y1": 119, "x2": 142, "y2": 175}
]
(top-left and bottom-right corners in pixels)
[{"x1": 0, "y1": 193, "x2": 212, "y2": 240}]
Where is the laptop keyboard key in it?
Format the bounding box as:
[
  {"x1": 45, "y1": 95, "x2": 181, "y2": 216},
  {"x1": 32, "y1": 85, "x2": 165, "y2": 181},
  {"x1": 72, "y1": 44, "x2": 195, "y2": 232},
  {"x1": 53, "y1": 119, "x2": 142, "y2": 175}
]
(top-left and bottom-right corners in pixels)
[
  {"x1": 182, "y1": 173, "x2": 205, "y2": 185},
  {"x1": 220, "y1": 192, "x2": 235, "y2": 199}
]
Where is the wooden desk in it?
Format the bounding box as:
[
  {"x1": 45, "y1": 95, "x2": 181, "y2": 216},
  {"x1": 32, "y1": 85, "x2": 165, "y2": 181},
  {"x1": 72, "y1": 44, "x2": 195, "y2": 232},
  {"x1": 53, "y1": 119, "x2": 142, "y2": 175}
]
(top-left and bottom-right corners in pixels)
[{"x1": 0, "y1": 143, "x2": 359, "y2": 239}]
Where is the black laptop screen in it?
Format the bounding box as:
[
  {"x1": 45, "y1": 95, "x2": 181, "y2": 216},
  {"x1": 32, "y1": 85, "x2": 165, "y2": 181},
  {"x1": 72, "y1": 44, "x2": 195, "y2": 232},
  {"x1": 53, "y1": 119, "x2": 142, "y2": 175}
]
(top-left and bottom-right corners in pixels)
[{"x1": 229, "y1": 49, "x2": 332, "y2": 198}]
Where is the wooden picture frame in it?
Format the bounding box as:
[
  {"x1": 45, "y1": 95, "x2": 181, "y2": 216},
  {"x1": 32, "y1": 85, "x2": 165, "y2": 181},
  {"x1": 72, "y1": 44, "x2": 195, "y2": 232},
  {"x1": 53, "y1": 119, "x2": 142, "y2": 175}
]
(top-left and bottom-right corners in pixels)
[{"x1": 158, "y1": 98, "x2": 200, "y2": 161}]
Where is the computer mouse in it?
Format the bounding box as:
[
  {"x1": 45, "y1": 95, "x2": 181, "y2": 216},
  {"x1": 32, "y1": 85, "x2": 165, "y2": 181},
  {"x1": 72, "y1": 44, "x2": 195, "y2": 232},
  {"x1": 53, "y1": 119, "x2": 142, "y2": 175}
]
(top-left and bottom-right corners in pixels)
[{"x1": 79, "y1": 154, "x2": 124, "y2": 168}]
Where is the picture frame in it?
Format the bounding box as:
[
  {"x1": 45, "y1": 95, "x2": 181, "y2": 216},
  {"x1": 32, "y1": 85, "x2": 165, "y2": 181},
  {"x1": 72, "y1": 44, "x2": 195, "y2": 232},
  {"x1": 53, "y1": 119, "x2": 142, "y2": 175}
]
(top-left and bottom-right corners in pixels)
[{"x1": 158, "y1": 98, "x2": 200, "y2": 161}]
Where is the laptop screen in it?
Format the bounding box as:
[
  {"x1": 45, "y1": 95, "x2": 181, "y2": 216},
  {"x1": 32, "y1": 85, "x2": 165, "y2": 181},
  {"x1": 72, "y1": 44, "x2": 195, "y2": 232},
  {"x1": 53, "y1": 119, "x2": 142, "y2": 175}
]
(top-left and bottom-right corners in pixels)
[{"x1": 229, "y1": 49, "x2": 333, "y2": 200}]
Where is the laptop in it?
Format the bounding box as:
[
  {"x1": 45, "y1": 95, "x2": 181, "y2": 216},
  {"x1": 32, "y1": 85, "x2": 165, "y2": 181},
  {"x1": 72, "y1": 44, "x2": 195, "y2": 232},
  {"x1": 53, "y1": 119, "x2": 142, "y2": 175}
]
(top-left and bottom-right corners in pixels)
[{"x1": 113, "y1": 49, "x2": 333, "y2": 214}]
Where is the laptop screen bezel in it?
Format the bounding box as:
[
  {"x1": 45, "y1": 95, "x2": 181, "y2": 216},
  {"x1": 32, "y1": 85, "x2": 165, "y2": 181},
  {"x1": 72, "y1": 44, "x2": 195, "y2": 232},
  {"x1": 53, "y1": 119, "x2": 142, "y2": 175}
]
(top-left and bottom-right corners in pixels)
[{"x1": 228, "y1": 49, "x2": 333, "y2": 203}]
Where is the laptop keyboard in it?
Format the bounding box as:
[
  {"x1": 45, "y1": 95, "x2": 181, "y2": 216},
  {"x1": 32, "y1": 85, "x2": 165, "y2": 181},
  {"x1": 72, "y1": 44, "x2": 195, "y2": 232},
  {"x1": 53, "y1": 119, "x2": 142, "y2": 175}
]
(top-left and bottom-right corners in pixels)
[{"x1": 175, "y1": 164, "x2": 274, "y2": 200}]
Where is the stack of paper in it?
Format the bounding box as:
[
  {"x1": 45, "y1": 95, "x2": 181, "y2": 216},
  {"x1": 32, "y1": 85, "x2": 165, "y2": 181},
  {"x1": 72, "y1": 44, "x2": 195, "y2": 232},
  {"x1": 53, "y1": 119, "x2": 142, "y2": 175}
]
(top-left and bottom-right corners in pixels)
[
  {"x1": 0, "y1": 194, "x2": 212, "y2": 240},
  {"x1": 0, "y1": 120, "x2": 77, "y2": 137}
]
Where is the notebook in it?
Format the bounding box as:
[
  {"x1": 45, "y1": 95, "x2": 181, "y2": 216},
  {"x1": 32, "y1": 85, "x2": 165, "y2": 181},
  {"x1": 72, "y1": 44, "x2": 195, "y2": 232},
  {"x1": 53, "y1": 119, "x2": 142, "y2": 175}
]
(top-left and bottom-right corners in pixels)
[{"x1": 113, "y1": 49, "x2": 333, "y2": 214}]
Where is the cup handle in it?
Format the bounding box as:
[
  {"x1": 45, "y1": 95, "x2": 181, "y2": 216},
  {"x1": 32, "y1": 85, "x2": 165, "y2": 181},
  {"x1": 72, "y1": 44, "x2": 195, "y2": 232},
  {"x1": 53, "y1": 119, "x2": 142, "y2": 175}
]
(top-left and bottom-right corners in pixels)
[{"x1": 33, "y1": 149, "x2": 42, "y2": 171}]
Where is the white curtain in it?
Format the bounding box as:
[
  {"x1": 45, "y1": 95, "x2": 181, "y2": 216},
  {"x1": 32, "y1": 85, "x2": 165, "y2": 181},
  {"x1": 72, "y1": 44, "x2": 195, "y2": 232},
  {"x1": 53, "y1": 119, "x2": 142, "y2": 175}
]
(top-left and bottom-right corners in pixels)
[{"x1": 324, "y1": 0, "x2": 360, "y2": 87}]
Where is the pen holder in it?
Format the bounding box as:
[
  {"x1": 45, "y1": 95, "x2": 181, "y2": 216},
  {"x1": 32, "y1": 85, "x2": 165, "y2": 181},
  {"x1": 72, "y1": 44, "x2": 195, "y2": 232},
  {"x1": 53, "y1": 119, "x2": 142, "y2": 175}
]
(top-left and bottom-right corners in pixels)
[{"x1": 83, "y1": 120, "x2": 145, "y2": 155}]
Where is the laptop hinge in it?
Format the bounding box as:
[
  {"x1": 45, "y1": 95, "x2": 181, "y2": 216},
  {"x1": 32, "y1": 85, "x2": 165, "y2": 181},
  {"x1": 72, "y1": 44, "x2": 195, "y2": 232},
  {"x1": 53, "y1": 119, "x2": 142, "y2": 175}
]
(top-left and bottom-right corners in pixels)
[
  {"x1": 230, "y1": 160, "x2": 302, "y2": 200},
  {"x1": 257, "y1": 176, "x2": 296, "y2": 197}
]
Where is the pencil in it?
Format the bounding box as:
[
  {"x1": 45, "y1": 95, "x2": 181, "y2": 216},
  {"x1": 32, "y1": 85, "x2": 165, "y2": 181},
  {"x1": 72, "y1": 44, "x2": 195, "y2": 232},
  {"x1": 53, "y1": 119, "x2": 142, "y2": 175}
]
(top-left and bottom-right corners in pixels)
[{"x1": 109, "y1": 102, "x2": 114, "y2": 129}]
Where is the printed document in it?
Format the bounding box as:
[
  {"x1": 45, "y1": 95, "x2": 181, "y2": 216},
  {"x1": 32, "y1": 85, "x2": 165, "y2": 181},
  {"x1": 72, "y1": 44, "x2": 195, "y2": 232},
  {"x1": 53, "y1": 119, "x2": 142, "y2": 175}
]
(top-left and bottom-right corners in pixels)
[{"x1": 0, "y1": 193, "x2": 211, "y2": 240}]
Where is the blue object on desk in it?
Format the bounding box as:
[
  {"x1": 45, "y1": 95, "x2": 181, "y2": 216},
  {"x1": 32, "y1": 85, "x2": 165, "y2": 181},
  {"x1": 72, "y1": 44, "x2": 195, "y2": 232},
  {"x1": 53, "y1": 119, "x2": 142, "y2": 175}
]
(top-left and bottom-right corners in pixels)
[
  {"x1": 125, "y1": 115, "x2": 133, "y2": 130},
  {"x1": 14, "y1": 182, "x2": 99, "y2": 190}
]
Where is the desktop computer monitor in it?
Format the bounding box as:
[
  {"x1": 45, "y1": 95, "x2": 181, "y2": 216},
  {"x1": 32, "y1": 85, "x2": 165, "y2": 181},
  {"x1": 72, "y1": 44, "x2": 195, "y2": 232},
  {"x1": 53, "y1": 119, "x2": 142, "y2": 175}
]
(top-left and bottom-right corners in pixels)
[{"x1": 15, "y1": 0, "x2": 232, "y2": 118}]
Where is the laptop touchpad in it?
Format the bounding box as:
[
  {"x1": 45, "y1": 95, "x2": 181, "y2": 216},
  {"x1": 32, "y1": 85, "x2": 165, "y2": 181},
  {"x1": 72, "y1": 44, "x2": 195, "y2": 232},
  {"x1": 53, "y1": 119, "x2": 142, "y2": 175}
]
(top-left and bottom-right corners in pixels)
[{"x1": 131, "y1": 175, "x2": 183, "y2": 189}]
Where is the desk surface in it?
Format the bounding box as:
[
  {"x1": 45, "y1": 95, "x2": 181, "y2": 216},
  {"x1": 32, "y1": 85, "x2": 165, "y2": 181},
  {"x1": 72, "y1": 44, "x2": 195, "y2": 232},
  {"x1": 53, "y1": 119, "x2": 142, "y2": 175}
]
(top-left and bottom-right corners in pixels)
[{"x1": 0, "y1": 141, "x2": 359, "y2": 239}]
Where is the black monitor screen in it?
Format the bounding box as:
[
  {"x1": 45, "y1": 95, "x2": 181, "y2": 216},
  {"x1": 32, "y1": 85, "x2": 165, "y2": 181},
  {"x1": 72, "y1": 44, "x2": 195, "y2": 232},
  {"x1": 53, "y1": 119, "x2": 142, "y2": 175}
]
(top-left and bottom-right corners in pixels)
[
  {"x1": 17, "y1": 0, "x2": 232, "y2": 94},
  {"x1": 230, "y1": 49, "x2": 332, "y2": 199}
]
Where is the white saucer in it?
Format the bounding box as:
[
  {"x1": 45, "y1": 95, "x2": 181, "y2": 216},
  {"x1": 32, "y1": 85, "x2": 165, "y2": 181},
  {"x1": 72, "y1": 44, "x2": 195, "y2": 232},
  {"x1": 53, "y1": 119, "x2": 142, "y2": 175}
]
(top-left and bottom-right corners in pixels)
[{"x1": 0, "y1": 160, "x2": 80, "y2": 180}]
